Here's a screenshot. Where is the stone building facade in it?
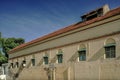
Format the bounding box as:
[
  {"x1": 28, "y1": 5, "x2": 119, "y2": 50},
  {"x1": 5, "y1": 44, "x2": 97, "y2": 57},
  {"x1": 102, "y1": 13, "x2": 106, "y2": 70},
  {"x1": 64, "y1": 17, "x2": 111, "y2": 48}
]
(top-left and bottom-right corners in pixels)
[{"x1": 8, "y1": 5, "x2": 120, "y2": 80}]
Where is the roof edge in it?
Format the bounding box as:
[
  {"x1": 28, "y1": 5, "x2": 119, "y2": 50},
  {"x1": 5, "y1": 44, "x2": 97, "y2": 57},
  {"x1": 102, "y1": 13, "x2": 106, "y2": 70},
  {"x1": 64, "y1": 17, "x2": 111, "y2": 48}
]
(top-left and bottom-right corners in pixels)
[{"x1": 9, "y1": 6, "x2": 120, "y2": 54}]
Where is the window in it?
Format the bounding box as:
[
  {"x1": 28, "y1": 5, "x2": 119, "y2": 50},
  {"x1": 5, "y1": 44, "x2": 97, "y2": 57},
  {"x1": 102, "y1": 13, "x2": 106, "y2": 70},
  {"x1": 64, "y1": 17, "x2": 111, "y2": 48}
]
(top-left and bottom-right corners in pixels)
[
  {"x1": 16, "y1": 62, "x2": 19, "y2": 68},
  {"x1": 105, "y1": 38, "x2": 116, "y2": 58},
  {"x1": 11, "y1": 63, "x2": 14, "y2": 68},
  {"x1": 57, "y1": 49, "x2": 63, "y2": 63},
  {"x1": 78, "y1": 50, "x2": 86, "y2": 61},
  {"x1": 105, "y1": 45, "x2": 116, "y2": 58},
  {"x1": 43, "y1": 56, "x2": 48, "y2": 64},
  {"x1": 31, "y1": 59, "x2": 35, "y2": 66},
  {"x1": 78, "y1": 44, "x2": 86, "y2": 61},
  {"x1": 22, "y1": 60, "x2": 26, "y2": 67},
  {"x1": 57, "y1": 54, "x2": 63, "y2": 63}
]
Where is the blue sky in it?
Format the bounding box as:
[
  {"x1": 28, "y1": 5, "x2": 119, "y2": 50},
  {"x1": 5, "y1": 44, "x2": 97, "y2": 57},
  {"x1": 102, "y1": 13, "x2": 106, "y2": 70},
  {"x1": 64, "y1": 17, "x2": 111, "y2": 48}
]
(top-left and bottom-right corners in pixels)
[{"x1": 0, "y1": 0, "x2": 120, "y2": 42}]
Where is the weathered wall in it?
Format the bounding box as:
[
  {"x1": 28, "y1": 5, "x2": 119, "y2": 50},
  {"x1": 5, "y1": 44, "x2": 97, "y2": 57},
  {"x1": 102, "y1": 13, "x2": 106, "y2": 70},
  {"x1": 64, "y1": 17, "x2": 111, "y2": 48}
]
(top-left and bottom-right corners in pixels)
[
  {"x1": 9, "y1": 15, "x2": 120, "y2": 59},
  {"x1": 8, "y1": 33, "x2": 120, "y2": 80},
  {"x1": 8, "y1": 14, "x2": 120, "y2": 80}
]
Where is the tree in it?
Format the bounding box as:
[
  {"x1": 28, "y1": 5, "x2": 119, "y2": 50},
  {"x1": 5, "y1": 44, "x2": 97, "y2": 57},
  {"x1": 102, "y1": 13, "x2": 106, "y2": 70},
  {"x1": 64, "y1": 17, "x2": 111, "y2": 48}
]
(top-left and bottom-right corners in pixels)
[
  {"x1": 0, "y1": 36, "x2": 5, "y2": 56},
  {"x1": 3, "y1": 38, "x2": 25, "y2": 57},
  {"x1": 0, "y1": 32, "x2": 25, "y2": 65},
  {"x1": 0, "y1": 51, "x2": 7, "y2": 66}
]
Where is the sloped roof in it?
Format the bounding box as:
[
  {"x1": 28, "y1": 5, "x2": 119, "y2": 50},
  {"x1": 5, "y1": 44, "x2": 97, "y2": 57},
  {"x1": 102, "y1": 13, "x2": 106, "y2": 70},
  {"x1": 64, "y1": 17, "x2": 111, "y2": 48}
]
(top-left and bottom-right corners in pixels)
[{"x1": 9, "y1": 7, "x2": 120, "y2": 54}]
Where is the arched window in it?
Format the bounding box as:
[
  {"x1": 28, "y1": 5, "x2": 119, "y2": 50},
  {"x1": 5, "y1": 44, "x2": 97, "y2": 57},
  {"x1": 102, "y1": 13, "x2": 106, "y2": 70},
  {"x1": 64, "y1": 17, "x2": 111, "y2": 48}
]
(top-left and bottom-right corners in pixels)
[
  {"x1": 43, "y1": 52, "x2": 49, "y2": 65},
  {"x1": 10, "y1": 63, "x2": 14, "y2": 68},
  {"x1": 104, "y1": 38, "x2": 116, "y2": 58},
  {"x1": 16, "y1": 59, "x2": 19, "y2": 68},
  {"x1": 57, "y1": 49, "x2": 63, "y2": 63},
  {"x1": 22, "y1": 57, "x2": 26, "y2": 67},
  {"x1": 78, "y1": 44, "x2": 86, "y2": 61},
  {"x1": 31, "y1": 55, "x2": 35, "y2": 66}
]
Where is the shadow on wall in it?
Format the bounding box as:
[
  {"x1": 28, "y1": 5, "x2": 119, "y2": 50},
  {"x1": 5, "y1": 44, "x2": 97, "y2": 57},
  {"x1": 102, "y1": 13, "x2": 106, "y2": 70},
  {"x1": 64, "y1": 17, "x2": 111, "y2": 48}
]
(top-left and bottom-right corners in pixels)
[{"x1": 88, "y1": 47, "x2": 105, "y2": 61}]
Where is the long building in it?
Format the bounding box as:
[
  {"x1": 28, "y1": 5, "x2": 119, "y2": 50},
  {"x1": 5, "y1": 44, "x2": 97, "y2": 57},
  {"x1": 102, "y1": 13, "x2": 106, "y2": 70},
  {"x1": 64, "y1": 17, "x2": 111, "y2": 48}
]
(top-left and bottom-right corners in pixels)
[{"x1": 8, "y1": 5, "x2": 120, "y2": 80}]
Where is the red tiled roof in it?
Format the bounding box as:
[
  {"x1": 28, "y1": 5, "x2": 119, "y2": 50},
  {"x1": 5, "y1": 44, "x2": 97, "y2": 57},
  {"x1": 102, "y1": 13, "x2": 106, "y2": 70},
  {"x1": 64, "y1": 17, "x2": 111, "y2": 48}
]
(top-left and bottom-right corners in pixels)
[{"x1": 9, "y1": 7, "x2": 120, "y2": 54}]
